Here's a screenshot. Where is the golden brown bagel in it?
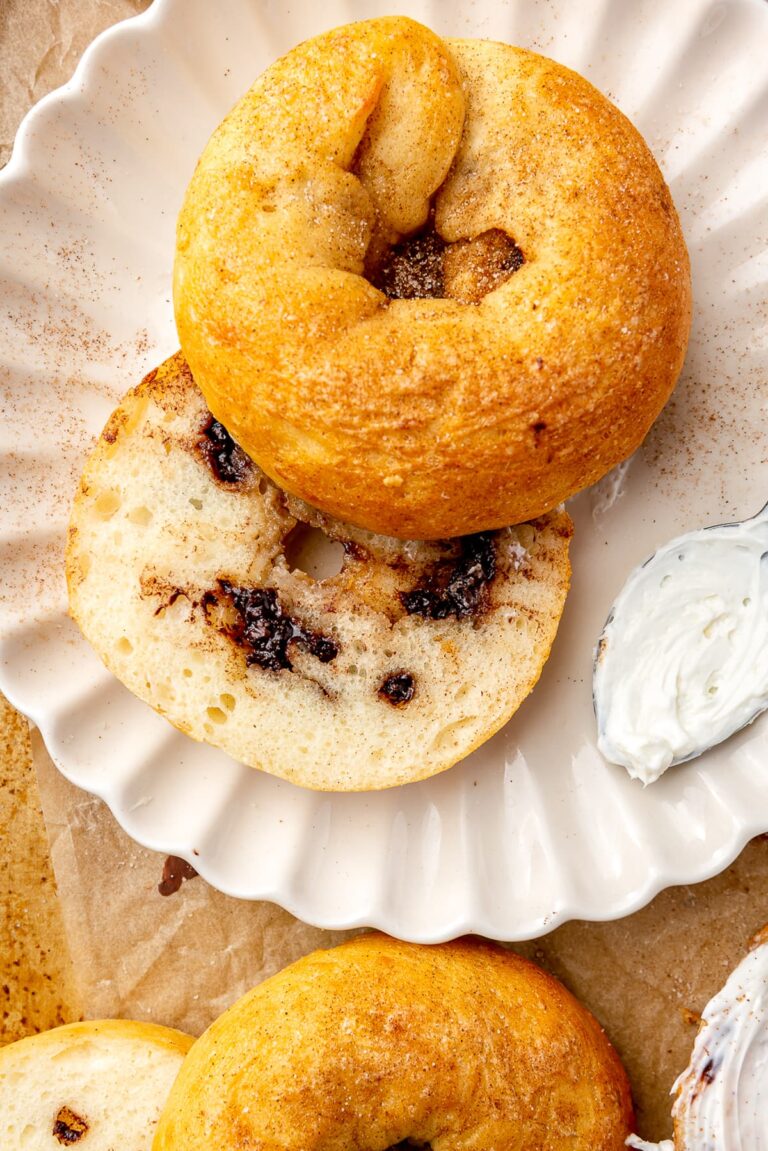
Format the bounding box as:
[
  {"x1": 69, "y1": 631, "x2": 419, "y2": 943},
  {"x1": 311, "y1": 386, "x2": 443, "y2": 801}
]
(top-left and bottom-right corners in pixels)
[
  {"x1": 153, "y1": 934, "x2": 634, "y2": 1150},
  {"x1": 175, "y1": 17, "x2": 691, "y2": 540}
]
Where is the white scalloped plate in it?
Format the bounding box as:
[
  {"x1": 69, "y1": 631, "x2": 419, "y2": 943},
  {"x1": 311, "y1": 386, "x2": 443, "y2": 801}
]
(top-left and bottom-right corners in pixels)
[{"x1": 2, "y1": 0, "x2": 768, "y2": 941}]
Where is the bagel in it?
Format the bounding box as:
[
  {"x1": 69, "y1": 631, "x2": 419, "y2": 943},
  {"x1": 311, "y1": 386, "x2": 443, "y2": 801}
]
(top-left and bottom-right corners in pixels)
[
  {"x1": 670, "y1": 926, "x2": 768, "y2": 1150},
  {"x1": 0, "y1": 1019, "x2": 194, "y2": 1149},
  {"x1": 66, "y1": 353, "x2": 572, "y2": 791},
  {"x1": 174, "y1": 16, "x2": 691, "y2": 540},
  {"x1": 153, "y1": 933, "x2": 634, "y2": 1150}
]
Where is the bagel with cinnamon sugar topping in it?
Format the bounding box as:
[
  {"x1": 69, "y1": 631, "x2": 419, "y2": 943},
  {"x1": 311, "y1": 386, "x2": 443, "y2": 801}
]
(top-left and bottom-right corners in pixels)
[
  {"x1": 174, "y1": 16, "x2": 690, "y2": 540},
  {"x1": 153, "y1": 934, "x2": 634, "y2": 1151}
]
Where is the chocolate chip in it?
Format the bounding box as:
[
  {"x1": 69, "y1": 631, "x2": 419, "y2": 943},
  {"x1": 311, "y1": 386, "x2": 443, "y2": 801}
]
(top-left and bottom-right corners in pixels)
[
  {"x1": 216, "y1": 583, "x2": 339, "y2": 671},
  {"x1": 378, "y1": 671, "x2": 416, "y2": 707},
  {"x1": 402, "y1": 534, "x2": 497, "y2": 620},
  {"x1": 53, "y1": 1107, "x2": 88, "y2": 1144},
  {"x1": 158, "y1": 856, "x2": 199, "y2": 897},
  {"x1": 197, "y1": 415, "x2": 254, "y2": 484}
]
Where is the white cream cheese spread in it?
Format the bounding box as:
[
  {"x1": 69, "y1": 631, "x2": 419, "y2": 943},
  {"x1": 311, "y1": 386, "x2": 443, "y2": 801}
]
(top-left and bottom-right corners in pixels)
[
  {"x1": 626, "y1": 929, "x2": 768, "y2": 1151},
  {"x1": 594, "y1": 507, "x2": 768, "y2": 783},
  {"x1": 670, "y1": 930, "x2": 768, "y2": 1150}
]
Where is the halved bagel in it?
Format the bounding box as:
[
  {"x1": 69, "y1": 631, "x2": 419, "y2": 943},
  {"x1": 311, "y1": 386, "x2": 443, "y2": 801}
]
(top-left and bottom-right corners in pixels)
[
  {"x1": 153, "y1": 934, "x2": 634, "y2": 1150},
  {"x1": 174, "y1": 16, "x2": 691, "y2": 539},
  {"x1": 0, "y1": 1019, "x2": 193, "y2": 1150},
  {"x1": 66, "y1": 353, "x2": 572, "y2": 791}
]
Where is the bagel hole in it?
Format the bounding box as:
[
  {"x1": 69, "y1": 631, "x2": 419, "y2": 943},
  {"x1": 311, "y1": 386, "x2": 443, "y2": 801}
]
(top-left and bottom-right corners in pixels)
[
  {"x1": 444, "y1": 230, "x2": 525, "y2": 304},
  {"x1": 368, "y1": 212, "x2": 446, "y2": 300},
  {"x1": 284, "y1": 524, "x2": 345, "y2": 581},
  {"x1": 368, "y1": 210, "x2": 524, "y2": 304}
]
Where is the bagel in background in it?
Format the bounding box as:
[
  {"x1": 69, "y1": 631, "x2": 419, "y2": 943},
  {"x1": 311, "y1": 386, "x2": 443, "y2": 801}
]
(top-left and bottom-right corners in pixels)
[
  {"x1": 153, "y1": 933, "x2": 634, "y2": 1150},
  {"x1": 0, "y1": 1019, "x2": 194, "y2": 1149},
  {"x1": 66, "y1": 352, "x2": 572, "y2": 791},
  {"x1": 175, "y1": 16, "x2": 691, "y2": 540}
]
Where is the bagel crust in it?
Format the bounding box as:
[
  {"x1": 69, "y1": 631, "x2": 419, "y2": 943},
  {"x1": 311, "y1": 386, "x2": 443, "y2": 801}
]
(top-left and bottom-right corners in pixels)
[
  {"x1": 66, "y1": 353, "x2": 572, "y2": 791},
  {"x1": 174, "y1": 17, "x2": 691, "y2": 540},
  {"x1": 153, "y1": 934, "x2": 634, "y2": 1150}
]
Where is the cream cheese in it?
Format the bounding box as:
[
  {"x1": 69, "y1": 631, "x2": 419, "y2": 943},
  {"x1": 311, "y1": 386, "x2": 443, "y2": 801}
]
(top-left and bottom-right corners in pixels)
[
  {"x1": 626, "y1": 931, "x2": 768, "y2": 1151},
  {"x1": 594, "y1": 507, "x2": 768, "y2": 783},
  {"x1": 671, "y1": 930, "x2": 768, "y2": 1150}
]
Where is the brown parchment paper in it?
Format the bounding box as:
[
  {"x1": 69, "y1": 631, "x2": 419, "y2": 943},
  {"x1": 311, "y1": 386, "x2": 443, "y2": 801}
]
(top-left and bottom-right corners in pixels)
[
  {"x1": 27, "y1": 725, "x2": 768, "y2": 1140},
  {"x1": 0, "y1": 697, "x2": 79, "y2": 1042},
  {"x1": 3, "y1": 1, "x2": 768, "y2": 1143}
]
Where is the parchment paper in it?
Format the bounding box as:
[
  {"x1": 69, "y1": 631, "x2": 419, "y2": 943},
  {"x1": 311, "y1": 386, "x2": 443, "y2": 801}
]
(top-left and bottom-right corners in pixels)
[
  {"x1": 30, "y1": 727, "x2": 768, "y2": 1141},
  {"x1": 32, "y1": 734, "x2": 358, "y2": 1036},
  {"x1": 3, "y1": 1, "x2": 768, "y2": 1143}
]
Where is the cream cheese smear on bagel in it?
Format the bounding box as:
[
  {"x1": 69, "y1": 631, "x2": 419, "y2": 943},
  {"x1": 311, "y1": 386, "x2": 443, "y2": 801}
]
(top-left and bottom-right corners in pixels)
[
  {"x1": 628, "y1": 928, "x2": 768, "y2": 1151},
  {"x1": 594, "y1": 507, "x2": 768, "y2": 783}
]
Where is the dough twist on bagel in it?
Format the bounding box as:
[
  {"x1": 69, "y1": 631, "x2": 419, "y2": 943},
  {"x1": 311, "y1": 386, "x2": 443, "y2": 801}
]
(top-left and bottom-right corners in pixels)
[
  {"x1": 175, "y1": 17, "x2": 691, "y2": 540},
  {"x1": 153, "y1": 934, "x2": 634, "y2": 1150}
]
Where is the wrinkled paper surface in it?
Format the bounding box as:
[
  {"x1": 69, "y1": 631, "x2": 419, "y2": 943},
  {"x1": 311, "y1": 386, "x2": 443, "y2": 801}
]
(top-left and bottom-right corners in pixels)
[{"x1": 33, "y1": 733, "x2": 768, "y2": 1142}]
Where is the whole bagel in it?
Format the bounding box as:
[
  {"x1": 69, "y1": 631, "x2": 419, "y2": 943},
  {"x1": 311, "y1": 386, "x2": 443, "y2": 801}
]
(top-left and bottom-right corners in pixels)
[
  {"x1": 175, "y1": 17, "x2": 691, "y2": 540},
  {"x1": 153, "y1": 934, "x2": 634, "y2": 1150}
]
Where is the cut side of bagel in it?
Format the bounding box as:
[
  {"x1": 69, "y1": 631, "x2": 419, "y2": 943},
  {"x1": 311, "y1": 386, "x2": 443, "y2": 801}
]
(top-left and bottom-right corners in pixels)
[
  {"x1": 67, "y1": 353, "x2": 572, "y2": 791},
  {"x1": 153, "y1": 934, "x2": 634, "y2": 1151},
  {"x1": 0, "y1": 1019, "x2": 193, "y2": 1150}
]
